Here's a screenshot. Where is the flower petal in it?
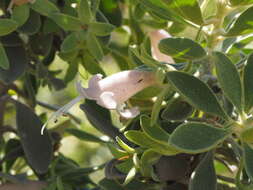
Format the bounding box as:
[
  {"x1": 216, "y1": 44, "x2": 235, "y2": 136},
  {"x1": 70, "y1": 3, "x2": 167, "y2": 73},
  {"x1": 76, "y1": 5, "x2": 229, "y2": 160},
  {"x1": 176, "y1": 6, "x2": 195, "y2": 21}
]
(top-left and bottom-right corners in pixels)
[
  {"x1": 88, "y1": 74, "x2": 103, "y2": 87},
  {"x1": 97, "y1": 91, "x2": 117, "y2": 109},
  {"x1": 117, "y1": 106, "x2": 140, "y2": 119}
]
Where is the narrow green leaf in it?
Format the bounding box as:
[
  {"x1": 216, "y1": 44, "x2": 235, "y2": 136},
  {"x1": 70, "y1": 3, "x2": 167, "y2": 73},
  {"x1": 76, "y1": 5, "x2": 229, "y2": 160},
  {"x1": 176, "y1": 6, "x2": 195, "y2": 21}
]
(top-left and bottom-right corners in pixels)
[
  {"x1": 107, "y1": 143, "x2": 128, "y2": 158},
  {"x1": 116, "y1": 137, "x2": 135, "y2": 154},
  {"x1": 213, "y1": 51, "x2": 243, "y2": 113},
  {"x1": 89, "y1": 22, "x2": 115, "y2": 36},
  {"x1": 226, "y1": 6, "x2": 253, "y2": 36},
  {"x1": 123, "y1": 167, "x2": 137, "y2": 186},
  {"x1": 0, "y1": 43, "x2": 9, "y2": 70},
  {"x1": 11, "y1": 4, "x2": 30, "y2": 26},
  {"x1": 66, "y1": 128, "x2": 106, "y2": 143},
  {"x1": 16, "y1": 102, "x2": 53, "y2": 174},
  {"x1": 244, "y1": 53, "x2": 253, "y2": 113},
  {"x1": 140, "y1": 149, "x2": 161, "y2": 177},
  {"x1": 78, "y1": 0, "x2": 93, "y2": 24},
  {"x1": 50, "y1": 13, "x2": 83, "y2": 31},
  {"x1": 64, "y1": 61, "x2": 79, "y2": 83},
  {"x1": 241, "y1": 126, "x2": 253, "y2": 143},
  {"x1": 61, "y1": 33, "x2": 81, "y2": 53},
  {"x1": 87, "y1": 32, "x2": 104, "y2": 61},
  {"x1": 125, "y1": 130, "x2": 180, "y2": 155},
  {"x1": 189, "y1": 151, "x2": 217, "y2": 190},
  {"x1": 56, "y1": 177, "x2": 64, "y2": 190},
  {"x1": 140, "y1": 115, "x2": 170, "y2": 144},
  {"x1": 151, "y1": 85, "x2": 171, "y2": 125},
  {"x1": 159, "y1": 37, "x2": 206, "y2": 60},
  {"x1": 0, "y1": 46, "x2": 27, "y2": 84},
  {"x1": 0, "y1": 19, "x2": 18, "y2": 36},
  {"x1": 30, "y1": 0, "x2": 59, "y2": 16},
  {"x1": 18, "y1": 10, "x2": 41, "y2": 35},
  {"x1": 167, "y1": 71, "x2": 228, "y2": 120},
  {"x1": 229, "y1": 0, "x2": 253, "y2": 6},
  {"x1": 81, "y1": 53, "x2": 105, "y2": 75},
  {"x1": 169, "y1": 122, "x2": 229, "y2": 153},
  {"x1": 80, "y1": 100, "x2": 121, "y2": 139},
  {"x1": 243, "y1": 143, "x2": 253, "y2": 181}
]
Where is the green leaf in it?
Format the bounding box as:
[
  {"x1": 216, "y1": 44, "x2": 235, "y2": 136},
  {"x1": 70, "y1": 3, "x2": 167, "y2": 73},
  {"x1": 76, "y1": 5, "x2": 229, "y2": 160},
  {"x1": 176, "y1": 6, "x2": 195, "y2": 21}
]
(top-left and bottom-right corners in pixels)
[
  {"x1": 50, "y1": 13, "x2": 83, "y2": 31},
  {"x1": 30, "y1": 0, "x2": 59, "y2": 17},
  {"x1": 226, "y1": 6, "x2": 253, "y2": 36},
  {"x1": 169, "y1": 122, "x2": 229, "y2": 153},
  {"x1": 81, "y1": 53, "x2": 105, "y2": 75},
  {"x1": 89, "y1": 22, "x2": 115, "y2": 36},
  {"x1": 87, "y1": 32, "x2": 104, "y2": 61},
  {"x1": 0, "y1": 19, "x2": 18, "y2": 36},
  {"x1": 61, "y1": 33, "x2": 81, "y2": 53},
  {"x1": 243, "y1": 143, "x2": 253, "y2": 181},
  {"x1": 0, "y1": 46, "x2": 27, "y2": 84},
  {"x1": 11, "y1": 4, "x2": 30, "y2": 26},
  {"x1": 213, "y1": 51, "x2": 243, "y2": 113},
  {"x1": 107, "y1": 143, "x2": 128, "y2": 158},
  {"x1": 30, "y1": 33, "x2": 53, "y2": 56},
  {"x1": 241, "y1": 126, "x2": 253, "y2": 143},
  {"x1": 159, "y1": 37, "x2": 206, "y2": 60},
  {"x1": 151, "y1": 85, "x2": 171, "y2": 125},
  {"x1": 56, "y1": 177, "x2": 64, "y2": 190},
  {"x1": 189, "y1": 151, "x2": 217, "y2": 190},
  {"x1": 137, "y1": 0, "x2": 182, "y2": 22},
  {"x1": 80, "y1": 100, "x2": 121, "y2": 139},
  {"x1": 18, "y1": 10, "x2": 41, "y2": 35},
  {"x1": 161, "y1": 97, "x2": 194, "y2": 121},
  {"x1": 167, "y1": 0, "x2": 204, "y2": 25},
  {"x1": 166, "y1": 71, "x2": 228, "y2": 120},
  {"x1": 116, "y1": 137, "x2": 135, "y2": 154},
  {"x1": 64, "y1": 61, "x2": 79, "y2": 83},
  {"x1": 229, "y1": 0, "x2": 253, "y2": 6},
  {"x1": 125, "y1": 130, "x2": 180, "y2": 155},
  {"x1": 243, "y1": 53, "x2": 253, "y2": 113},
  {"x1": 78, "y1": 0, "x2": 93, "y2": 24},
  {"x1": 66, "y1": 128, "x2": 106, "y2": 143},
  {"x1": 0, "y1": 43, "x2": 9, "y2": 70},
  {"x1": 140, "y1": 149, "x2": 161, "y2": 177},
  {"x1": 140, "y1": 115, "x2": 170, "y2": 144},
  {"x1": 16, "y1": 102, "x2": 53, "y2": 174},
  {"x1": 123, "y1": 167, "x2": 137, "y2": 186}
]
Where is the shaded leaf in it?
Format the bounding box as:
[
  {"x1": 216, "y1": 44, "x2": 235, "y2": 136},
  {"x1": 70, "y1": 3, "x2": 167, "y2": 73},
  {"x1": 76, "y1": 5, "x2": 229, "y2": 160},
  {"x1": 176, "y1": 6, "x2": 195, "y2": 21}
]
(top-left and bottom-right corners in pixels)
[
  {"x1": 243, "y1": 53, "x2": 253, "y2": 113},
  {"x1": 16, "y1": 102, "x2": 53, "y2": 174},
  {"x1": 0, "y1": 46, "x2": 27, "y2": 84},
  {"x1": 243, "y1": 143, "x2": 253, "y2": 181},
  {"x1": 66, "y1": 128, "x2": 106, "y2": 143},
  {"x1": 159, "y1": 37, "x2": 206, "y2": 60},
  {"x1": 213, "y1": 51, "x2": 242, "y2": 113},
  {"x1": 80, "y1": 100, "x2": 121, "y2": 139},
  {"x1": 0, "y1": 43, "x2": 9, "y2": 70},
  {"x1": 169, "y1": 122, "x2": 229, "y2": 153},
  {"x1": 18, "y1": 10, "x2": 41, "y2": 35},
  {"x1": 189, "y1": 151, "x2": 217, "y2": 190},
  {"x1": 166, "y1": 71, "x2": 228, "y2": 120},
  {"x1": 140, "y1": 149, "x2": 161, "y2": 177}
]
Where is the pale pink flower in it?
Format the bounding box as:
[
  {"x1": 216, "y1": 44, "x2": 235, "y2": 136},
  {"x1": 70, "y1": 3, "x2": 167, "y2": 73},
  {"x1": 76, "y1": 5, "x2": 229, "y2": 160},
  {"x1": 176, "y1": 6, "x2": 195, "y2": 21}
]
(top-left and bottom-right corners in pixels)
[
  {"x1": 41, "y1": 70, "x2": 156, "y2": 134},
  {"x1": 149, "y1": 30, "x2": 175, "y2": 63}
]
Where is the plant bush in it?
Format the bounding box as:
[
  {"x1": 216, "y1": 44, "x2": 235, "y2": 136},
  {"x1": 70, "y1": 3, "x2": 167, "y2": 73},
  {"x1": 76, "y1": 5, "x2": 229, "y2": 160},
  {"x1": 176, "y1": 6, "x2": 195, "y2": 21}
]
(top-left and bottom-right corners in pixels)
[{"x1": 1, "y1": 0, "x2": 253, "y2": 189}]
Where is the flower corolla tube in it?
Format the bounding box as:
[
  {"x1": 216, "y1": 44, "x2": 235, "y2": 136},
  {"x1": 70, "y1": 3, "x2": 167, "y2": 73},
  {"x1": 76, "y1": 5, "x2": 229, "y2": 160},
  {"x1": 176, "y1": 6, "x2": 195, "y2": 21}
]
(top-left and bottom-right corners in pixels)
[
  {"x1": 149, "y1": 29, "x2": 175, "y2": 63},
  {"x1": 41, "y1": 70, "x2": 156, "y2": 134}
]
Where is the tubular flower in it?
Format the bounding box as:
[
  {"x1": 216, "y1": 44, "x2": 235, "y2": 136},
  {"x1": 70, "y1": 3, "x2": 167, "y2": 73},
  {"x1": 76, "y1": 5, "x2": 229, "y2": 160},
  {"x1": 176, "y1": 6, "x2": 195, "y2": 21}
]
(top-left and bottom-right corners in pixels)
[
  {"x1": 149, "y1": 30, "x2": 175, "y2": 63},
  {"x1": 41, "y1": 70, "x2": 157, "y2": 134}
]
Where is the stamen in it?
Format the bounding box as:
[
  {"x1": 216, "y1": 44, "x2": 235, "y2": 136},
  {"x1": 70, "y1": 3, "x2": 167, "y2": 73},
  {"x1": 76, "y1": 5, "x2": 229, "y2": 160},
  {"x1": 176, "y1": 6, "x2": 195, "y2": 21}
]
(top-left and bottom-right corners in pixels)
[{"x1": 41, "y1": 96, "x2": 83, "y2": 135}]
